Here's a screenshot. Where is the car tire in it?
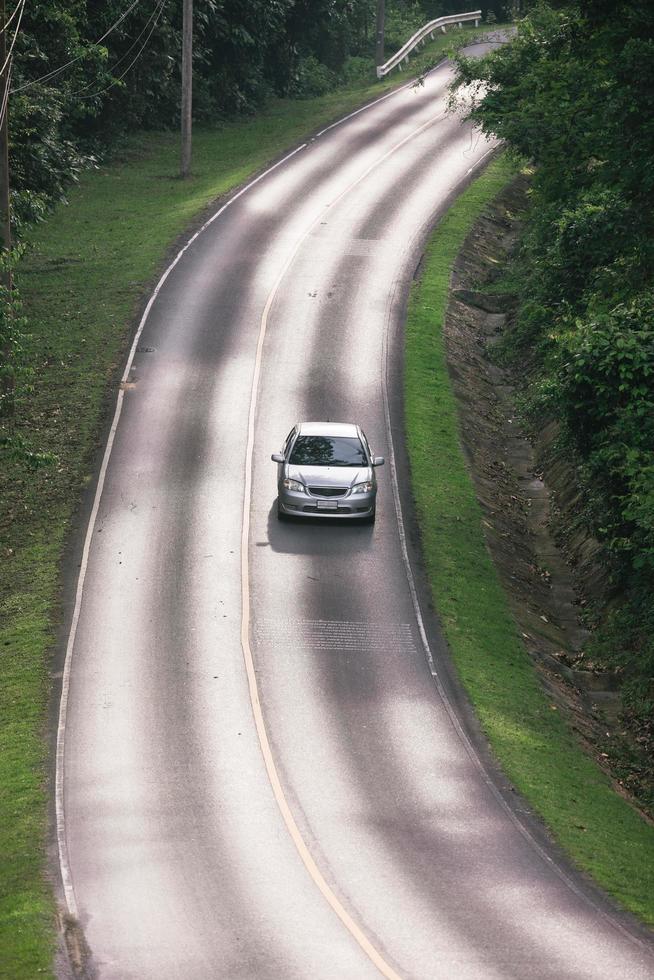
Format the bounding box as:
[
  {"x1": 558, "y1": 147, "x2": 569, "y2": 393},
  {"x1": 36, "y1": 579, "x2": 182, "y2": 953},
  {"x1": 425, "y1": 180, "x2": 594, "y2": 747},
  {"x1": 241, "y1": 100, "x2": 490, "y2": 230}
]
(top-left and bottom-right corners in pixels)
[
  {"x1": 362, "y1": 508, "x2": 376, "y2": 525},
  {"x1": 277, "y1": 501, "x2": 289, "y2": 522}
]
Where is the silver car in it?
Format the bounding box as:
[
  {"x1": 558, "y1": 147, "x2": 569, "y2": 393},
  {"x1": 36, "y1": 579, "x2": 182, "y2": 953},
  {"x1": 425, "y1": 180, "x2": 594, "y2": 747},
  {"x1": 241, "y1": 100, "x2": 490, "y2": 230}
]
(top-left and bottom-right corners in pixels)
[{"x1": 272, "y1": 422, "x2": 384, "y2": 523}]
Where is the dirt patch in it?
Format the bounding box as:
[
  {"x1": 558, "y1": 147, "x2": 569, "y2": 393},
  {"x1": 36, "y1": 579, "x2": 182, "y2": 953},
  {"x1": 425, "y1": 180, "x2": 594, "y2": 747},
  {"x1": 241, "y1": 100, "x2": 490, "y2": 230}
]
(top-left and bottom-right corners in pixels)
[
  {"x1": 57, "y1": 911, "x2": 94, "y2": 978},
  {"x1": 442, "y1": 175, "x2": 651, "y2": 820}
]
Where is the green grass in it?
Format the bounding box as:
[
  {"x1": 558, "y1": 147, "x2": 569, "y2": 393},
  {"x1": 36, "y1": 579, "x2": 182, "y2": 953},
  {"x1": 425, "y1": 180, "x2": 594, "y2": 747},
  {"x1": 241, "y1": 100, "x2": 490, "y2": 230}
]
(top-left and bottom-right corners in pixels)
[
  {"x1": 0, "y1": 25, "x2": 493, "y2": 978},
  {"x1": 404, "y1": 153, "x2": 654, "y2": 925},
  {"x1": 0, "y1": 540, "x2": 61, "y2": 979}
]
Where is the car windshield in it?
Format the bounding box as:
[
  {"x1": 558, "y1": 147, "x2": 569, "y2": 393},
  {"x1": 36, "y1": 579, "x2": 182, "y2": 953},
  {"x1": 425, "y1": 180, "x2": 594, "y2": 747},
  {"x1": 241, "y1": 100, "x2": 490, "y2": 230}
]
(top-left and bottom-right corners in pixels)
[{"x1": 289, "y1": 435, "x2": 367, "y2": 467}]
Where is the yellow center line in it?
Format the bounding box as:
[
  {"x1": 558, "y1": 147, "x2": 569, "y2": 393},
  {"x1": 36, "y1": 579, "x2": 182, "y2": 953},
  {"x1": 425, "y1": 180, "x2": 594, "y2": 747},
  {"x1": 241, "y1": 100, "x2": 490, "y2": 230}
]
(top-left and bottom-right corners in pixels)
[{"x1": 239, "y1": 109, "x2": 444, "y2": 979}]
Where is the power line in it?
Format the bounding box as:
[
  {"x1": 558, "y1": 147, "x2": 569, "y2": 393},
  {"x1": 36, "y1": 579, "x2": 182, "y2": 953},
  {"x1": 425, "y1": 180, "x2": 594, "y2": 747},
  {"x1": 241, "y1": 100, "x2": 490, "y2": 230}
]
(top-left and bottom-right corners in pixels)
[
  {"x1": 0, "y1": 61, "x2": 11, "y2": 132},
  {"x1": 71, "y1": 0, "x2": 165, "y2": 99},
  {"x1": 92, "y1": 0, "x2": 162, "y2": 78},
  {"x1": 0, "y1": 0, "x2": 24, "y2": 39},
  {"x1": 72, "y1": 0, "x2": 166, "y2": 102},
  {"x1": 10, "y1": 0, "x2": 141, "y2": 94},
  {"x1": 0, "y1": 0, "x2": 23, "y2": 138},
  {"x1": 0, "y1": 0, "x2": 25, "y2": 80}
]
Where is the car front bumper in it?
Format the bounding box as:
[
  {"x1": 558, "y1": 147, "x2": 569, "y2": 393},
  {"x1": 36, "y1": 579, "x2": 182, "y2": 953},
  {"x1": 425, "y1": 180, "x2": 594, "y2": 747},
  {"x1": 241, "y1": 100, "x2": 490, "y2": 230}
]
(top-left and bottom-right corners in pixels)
[{"x1": 278, "y1": 487, "x2": 376, "y2": 519}]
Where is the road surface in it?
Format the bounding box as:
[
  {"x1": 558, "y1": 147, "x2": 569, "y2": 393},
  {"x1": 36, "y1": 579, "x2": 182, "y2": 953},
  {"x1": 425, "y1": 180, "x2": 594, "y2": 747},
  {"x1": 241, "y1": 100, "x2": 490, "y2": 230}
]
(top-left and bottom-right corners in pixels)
[{"x1": 56, "y1": 45, "x2": 654, "y2": 979}]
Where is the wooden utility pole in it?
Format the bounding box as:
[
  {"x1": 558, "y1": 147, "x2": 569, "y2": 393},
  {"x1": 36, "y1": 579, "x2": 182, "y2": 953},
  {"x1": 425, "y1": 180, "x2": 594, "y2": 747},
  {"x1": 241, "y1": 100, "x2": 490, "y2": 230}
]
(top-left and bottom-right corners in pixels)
[
  {"x1": 180, "y1": 0, "x2": 192, "y2": 178},
  {"x1": 0, "y1": 0, "x2": 11, "y2": 257},
  {"x1": 0, "y1": 0, "x2": 13, "y2": 423},
  {"x1": 375, "y1": 0, "x2": 385, "y2": 67}
]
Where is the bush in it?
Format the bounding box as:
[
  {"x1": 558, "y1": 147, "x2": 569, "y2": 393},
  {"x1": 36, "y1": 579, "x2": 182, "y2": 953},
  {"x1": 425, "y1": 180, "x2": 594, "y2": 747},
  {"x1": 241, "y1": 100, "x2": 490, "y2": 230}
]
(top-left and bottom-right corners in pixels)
[
  {"x1": 288, "y1": 55, "x2": 338, "y2": 98},
  {"x1": 451, "y1": 0, "x2": 654, "y2": 732},
  {"x1": 341, "y1": 55, "x2": 374, "y2": 85},
  {"x1": 534, "y1": 188, "x2": 649, "y2": 309},
  {"x1": 384, "y1": 2, "x2": 425, "y2": 53},
  {"x1": 559, "y1": 297, "x2": 654, "y2": 450}
]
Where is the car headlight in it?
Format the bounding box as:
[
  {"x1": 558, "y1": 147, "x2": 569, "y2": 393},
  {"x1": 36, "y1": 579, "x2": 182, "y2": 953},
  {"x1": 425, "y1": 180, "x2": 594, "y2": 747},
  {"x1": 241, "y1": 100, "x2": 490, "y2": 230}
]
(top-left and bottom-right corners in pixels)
[
  {"x1": 283, "y1": 478, "x2": 305, "y2": 493},
  {"x1": 351, "y1": 481, "x2": 373, "y2": 494}
]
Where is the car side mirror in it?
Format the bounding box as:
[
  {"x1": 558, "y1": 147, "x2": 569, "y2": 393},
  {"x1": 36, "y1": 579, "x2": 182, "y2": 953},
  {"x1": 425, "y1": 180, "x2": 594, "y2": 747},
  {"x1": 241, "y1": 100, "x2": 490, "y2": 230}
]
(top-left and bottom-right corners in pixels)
[
  {"x1": 372, "y1": 456, "x2": 385, "y2": 467},
  {"x1": 271, "y1": 453, "x2": 285, "y2": 463}
]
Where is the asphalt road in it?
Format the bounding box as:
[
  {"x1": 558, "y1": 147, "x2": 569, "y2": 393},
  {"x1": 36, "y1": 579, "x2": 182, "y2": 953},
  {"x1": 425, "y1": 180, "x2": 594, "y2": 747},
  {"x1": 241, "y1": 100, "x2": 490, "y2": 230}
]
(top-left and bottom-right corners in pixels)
[{"x1": 57, "y1": 46, "x2": 654, "y2": 979}]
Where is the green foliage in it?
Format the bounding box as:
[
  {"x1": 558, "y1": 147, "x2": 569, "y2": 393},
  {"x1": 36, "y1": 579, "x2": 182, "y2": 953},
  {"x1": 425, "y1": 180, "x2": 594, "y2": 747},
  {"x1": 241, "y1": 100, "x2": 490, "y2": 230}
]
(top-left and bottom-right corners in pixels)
[
  {"x1": 5, "y1": 0, "x2": 410, "y2": 460},
  {"x1": 588, "y1": 598, "x2": 654, "y2": 771},
  {"x1": 544, "y1": 189, "x2": 645, "y2": 305},
  {"x1": 559, "y1": 298, "x2": 654, "y2": 447},
  {"x1": 288, "y1": 55, "x2": 338, "y2": 98},
  {"x1": 0, "y1": 249, "x2": 55, "y2": 468},
  {"x1": 4, "y1": 1, "x2": 468, "y2": 466},
  {"x1": 384, "y1": 2, "x2": 424, "y2": 51},
  {"x1": 0, "y1": 250, "x2": 28, "y2": 422},
  {"x1": 9, "y1": 1, "x2": 465, "y2": 221},
  {"x1": 558, "y1": 298, "x2": 654, "y2": 577},
  {"x1": 418, "y1": 0, "x2": 509, "y2": 23},
  {"x1": 451, "y1": 0, "x2": 654, "y2": 715},
  {"x1": 8, "y1": 1, "x2": 393, "y2": 222},
  {"x1": 341, "y1": 55, "x2": 375, "y2": 84},
  {"x1": 284, "y1": 0, "x2": 357, "y2": 71},
  {"x1": 405, "y1": 153, "x2": 654, "y2": 923}
]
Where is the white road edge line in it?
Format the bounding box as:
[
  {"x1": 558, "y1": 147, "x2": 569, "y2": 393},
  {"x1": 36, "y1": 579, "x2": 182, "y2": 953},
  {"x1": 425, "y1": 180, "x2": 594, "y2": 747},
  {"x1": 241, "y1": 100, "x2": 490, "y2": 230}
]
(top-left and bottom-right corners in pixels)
[
  {"x1": 54, "y1": 52, "x2": 449, "y2": 922},
  {"x1": 313, "y1": 59, "x2": 448, "y2": 139},
  {"x1": 466, "y1": 144, "x2": 495, "y2": 175},
  {"x1": 381, "y1": 154, "x2": 654, "y2": 957},
  {"x1": 55, "y1": 45, "x2": 649, "y2": 961},
  {"x1": 55, "y1": 142, "x2": 308, "y2": 920},
  {"x1": 56, "y1": 91, "x2": 441, "y2": 941},
  {"x1": 381, "y1": 281, "x2": 438, "y2": 677}
]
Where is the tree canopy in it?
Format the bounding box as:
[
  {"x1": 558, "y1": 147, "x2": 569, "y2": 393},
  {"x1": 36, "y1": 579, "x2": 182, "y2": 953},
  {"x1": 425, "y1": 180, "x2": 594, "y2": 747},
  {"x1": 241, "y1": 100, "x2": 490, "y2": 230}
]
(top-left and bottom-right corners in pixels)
[
  {"x1": 452, "y1": 0, "x2": 654, "y2": 714},
  {"x1": 6, "y1": 1, "x2": 402, "y2": 226}
]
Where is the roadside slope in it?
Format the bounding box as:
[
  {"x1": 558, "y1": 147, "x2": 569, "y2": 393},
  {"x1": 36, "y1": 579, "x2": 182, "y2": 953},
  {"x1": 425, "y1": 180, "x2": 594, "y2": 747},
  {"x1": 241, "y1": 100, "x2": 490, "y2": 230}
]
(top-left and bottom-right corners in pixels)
[{"x1": 405, "y1": 155, "x2": 654, "y2": 927}]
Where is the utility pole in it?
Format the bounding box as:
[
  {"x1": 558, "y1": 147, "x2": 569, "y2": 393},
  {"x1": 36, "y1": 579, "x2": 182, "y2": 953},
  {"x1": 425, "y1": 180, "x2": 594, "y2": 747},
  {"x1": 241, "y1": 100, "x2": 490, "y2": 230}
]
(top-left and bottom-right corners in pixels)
[
  {"x1": 0, "y1": 0, "x2": 13, "y2": 423},
  {"x1": 0, "y1": 0, "x2": 11, "y2": 258},
  {"x1": 180, "y1": 0, "x2": 192, "y2": 178},
  {"x1": 375, "y1": 0, "x2": 385, "y2": 68}
]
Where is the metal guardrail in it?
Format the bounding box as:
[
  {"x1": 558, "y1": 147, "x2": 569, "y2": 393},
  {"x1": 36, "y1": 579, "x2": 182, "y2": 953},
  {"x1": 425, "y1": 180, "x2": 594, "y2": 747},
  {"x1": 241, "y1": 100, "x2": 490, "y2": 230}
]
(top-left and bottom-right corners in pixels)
[{"x1": 376, "y1": 11, "x2": 482, "y2": 78}]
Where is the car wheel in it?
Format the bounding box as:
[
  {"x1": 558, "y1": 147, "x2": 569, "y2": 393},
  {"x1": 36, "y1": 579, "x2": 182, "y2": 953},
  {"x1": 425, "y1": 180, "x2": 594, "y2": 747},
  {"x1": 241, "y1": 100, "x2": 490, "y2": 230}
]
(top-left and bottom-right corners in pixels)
[
  {"x1": 361, "y1": 508, "x2": 376, "y2": 525},
  {"x1": 277, "y1": 501, "x2": 289, "y2": 521}
]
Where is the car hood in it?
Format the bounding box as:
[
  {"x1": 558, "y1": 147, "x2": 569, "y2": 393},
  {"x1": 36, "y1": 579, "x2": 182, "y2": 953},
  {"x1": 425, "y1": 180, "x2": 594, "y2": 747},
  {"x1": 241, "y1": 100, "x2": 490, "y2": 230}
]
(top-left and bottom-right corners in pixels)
[{"x1": 286, "y1": 464, "x2": 371, "y2": 488}]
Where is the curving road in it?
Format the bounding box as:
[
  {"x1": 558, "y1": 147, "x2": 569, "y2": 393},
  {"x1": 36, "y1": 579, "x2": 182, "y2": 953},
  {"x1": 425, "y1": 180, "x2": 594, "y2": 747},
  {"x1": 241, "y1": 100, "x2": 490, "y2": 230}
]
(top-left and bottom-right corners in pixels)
[{"x1": 57, "y1": 45, "x2": 654, "y2": 979}]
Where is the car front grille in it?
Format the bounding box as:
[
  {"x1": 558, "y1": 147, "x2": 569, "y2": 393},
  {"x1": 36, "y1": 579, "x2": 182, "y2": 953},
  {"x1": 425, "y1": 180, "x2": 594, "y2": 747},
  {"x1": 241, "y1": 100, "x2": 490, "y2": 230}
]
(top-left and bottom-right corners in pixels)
[{"x1": 308, "y1": 486, "x2": 347, "y2": 497}]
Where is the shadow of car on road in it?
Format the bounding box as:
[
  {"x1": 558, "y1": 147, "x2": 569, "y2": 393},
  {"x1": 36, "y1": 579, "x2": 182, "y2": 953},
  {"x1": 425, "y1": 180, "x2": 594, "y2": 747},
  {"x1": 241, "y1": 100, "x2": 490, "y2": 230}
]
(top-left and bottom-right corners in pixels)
[{"x1": 262, "y1": 502, "x2": 376, "y2": 556}]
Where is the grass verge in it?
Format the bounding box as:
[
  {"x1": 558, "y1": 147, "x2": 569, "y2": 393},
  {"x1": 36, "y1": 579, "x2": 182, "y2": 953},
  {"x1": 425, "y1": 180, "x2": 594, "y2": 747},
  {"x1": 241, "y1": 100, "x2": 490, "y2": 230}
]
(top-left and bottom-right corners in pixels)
[
  {"x1": 0, "y1": 24, "x2": 494, "y2": 978},
  {"x1": 404, "y1": 153, "x2": 654, "y2": 926}
]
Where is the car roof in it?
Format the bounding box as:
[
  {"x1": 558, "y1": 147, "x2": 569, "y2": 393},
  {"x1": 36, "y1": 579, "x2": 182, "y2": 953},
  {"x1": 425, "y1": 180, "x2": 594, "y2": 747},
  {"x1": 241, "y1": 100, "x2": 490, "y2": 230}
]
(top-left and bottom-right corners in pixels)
[{"x1": 296, "y1": 421, "x2": 361, "y2": 438}]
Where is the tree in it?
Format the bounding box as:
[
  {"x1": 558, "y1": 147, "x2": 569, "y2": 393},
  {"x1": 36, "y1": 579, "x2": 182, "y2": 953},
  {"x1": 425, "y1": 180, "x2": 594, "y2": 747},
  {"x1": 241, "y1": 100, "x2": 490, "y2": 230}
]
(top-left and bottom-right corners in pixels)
[{"x1": 451, "y1": 0, "x2": 654, "y2": 717}]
